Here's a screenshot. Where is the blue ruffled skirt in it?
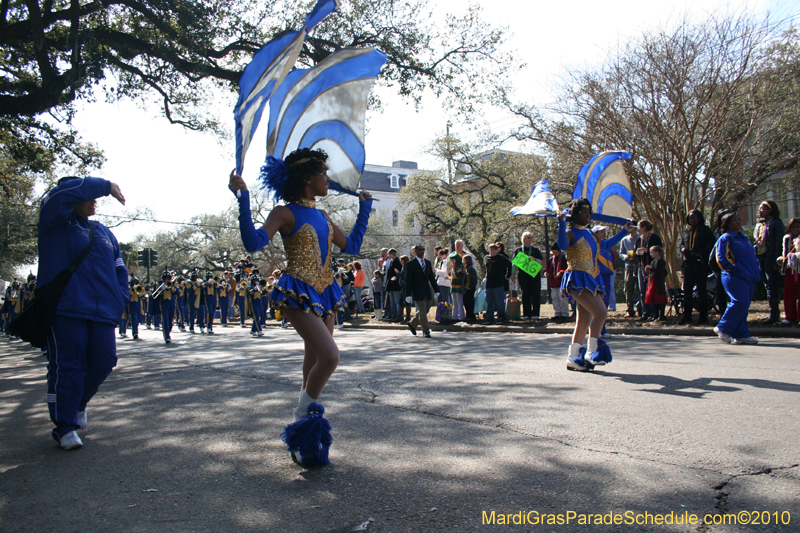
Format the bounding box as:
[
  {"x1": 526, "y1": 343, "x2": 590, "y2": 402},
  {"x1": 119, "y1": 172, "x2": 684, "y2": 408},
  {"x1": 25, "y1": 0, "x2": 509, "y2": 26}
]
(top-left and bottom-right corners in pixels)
[
  {"x1": 270, "y1": 274, "x2": 346, "y2": 320},
  {"x1": 561, "y1": 271, "x2": 605, "y2": 299}
]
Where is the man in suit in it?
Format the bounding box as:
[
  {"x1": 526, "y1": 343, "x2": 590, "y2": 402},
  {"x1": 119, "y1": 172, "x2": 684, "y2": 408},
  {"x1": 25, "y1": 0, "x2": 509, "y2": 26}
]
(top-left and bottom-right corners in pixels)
[{"x1": 404, "y1": 244, "x2": 440, "y2": 338}]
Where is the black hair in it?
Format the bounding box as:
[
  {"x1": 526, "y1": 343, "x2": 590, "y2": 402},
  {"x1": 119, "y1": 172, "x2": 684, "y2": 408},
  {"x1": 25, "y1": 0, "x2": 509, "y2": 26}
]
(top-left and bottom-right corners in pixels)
[
  {"x1": 784, "y1": 217, "x2": 800, "y2": 234},
  {"x1": 550, "y1": 243, "x2": 560, "y2": 251},
  {"x1": 566, "y1": 198, "x2": 592, "y2": 223},
  {"x1": 720, "y1": 210, "x2": 739, "y2": 231},
  {"x1": 57, "y1": 176, "x2": 81, "y2": 185},
  {"x1": 715, "y1": 208, "x2": 735, "y2": 229},
  {"x1": 686, "y1": 209, "x2": 706, "y2": 226},
  {"x1": 760, "y1": 200, "x2": 781, "y2": 220},
  {"x1": 283, "y1": 148, "x2": 329, "y2": 203}
]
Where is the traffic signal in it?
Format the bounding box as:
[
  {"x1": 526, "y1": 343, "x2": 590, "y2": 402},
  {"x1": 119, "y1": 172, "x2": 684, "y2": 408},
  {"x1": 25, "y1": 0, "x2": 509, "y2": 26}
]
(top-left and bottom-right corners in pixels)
[
  {"x1": 138, "y1": 250, "x2": 147, "y2": 265},
  {"x1": 150, "y1": 249, "x2": 158, "y2": 266}
]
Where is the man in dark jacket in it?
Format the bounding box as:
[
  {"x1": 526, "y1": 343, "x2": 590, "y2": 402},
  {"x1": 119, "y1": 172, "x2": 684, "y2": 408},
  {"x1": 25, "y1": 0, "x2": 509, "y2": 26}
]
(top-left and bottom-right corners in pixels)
[
  {"x1": 38, "y1": 176, "x2": 128, "y2": 450},
  {"x1": 405, "y1": 244, "x2": 439, "y2": 337},
  {"x1": 678, "y1": 209, "x2": 716, "y2": 325},
  {"x1": 384, "y1": 249, "x2": 402, "y2": 320},
  {"x1": 511, "y1": 231, "x2": 545, "y2": 319}
]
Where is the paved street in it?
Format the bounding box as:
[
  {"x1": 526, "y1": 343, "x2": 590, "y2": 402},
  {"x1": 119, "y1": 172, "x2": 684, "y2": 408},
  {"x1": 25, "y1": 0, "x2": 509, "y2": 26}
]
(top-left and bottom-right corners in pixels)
[{"x1": 1, "y1": 326, "x2": 798, "y2": 532}]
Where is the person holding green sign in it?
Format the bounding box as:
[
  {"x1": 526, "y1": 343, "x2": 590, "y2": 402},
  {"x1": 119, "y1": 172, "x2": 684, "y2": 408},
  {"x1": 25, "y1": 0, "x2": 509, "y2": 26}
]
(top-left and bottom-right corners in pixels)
[
  {"x1": 511, "y1": 232, "x2": 545, "y2": 319},
  {"x1": 557, "y1": 198, "x2": 635, "y2": 371}
]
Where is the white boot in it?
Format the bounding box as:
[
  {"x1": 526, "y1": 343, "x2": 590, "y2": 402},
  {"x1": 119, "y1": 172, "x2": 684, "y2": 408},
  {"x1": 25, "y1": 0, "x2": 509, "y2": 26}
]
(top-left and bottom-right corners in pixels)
[
  {"x1": 568, "y1": 343, "x2": 582, "y2": 359},
  {"x1": 293, "y1": 389, "x2": 319, "y2": 423},
  {"x1": 585, "y1": 337, "x2": 598, "y2": 363}
]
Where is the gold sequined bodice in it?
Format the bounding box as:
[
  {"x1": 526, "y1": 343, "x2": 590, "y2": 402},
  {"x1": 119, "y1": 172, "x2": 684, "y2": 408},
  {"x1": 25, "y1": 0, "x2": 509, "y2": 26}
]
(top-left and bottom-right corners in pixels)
[
  {"x1": 283, "y1": 220, "x2": 334, "y2": 294},
  {"x1": 565, "y1": 232, "x2": 600, "y2": 277}
]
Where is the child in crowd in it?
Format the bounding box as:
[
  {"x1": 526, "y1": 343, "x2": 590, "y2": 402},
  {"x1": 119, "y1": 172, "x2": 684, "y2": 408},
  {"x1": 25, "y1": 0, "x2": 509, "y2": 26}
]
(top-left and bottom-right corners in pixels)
[
  {"x1": 644, "y1": 245, "x2": 668, "y2": 322},
  {"x1": 545, "y1": 244, "x2": 569, "y2": 320}
]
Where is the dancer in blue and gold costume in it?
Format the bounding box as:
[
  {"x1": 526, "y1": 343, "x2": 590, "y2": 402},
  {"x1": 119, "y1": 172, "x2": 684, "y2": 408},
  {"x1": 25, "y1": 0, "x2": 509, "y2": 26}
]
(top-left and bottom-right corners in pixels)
[
  {"x1": 558, "y1": 198, "x2": 634, "y2": 371},
  {"x1": 229, "y1": 147, "x2": 372, "y2": 467}
]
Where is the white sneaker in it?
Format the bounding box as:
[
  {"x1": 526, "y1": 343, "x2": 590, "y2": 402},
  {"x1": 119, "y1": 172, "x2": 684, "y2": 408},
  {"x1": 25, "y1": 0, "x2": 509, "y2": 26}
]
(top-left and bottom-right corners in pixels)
[
  {"x1": 77, "y1": 410, "x2": 87, "y2": 430},
  {"x1": 601, "y1": 332, "x2": 612, "y2": 339},
  {"x1": 59, "y1": 431, "x2": 83, "y2": 450},
  {"x1": 257, "y1": 331, "x2": 265, "y2": 337},
  {"x1": 781, "y1": 319, "x2": 792, "y2": 325},
  {"x1": 250, "y1": 331, "x2": 258, "y2": 337},
  {"x1": 713, "y1": 326, "x2": 732, "y2": 344},
  {"x1": 734, "y1": 337, "x2": 758, "y2": 345}
]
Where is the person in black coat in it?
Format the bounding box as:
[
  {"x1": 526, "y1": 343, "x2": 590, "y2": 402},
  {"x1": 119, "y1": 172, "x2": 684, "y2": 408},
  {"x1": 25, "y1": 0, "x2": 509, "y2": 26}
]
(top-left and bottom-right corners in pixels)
[
  {"x1": 678, "y1": 209, "x2": 716, "y2": 325},
  {"x1": 635, "y1": 220, "x2": 663, "y2": 320},
  {"x1": 511, "y1": 231, "x2": 545, "y2": 319},
  {"x1": 404, "y1": 244, "x2": 439, "y2": 337}
]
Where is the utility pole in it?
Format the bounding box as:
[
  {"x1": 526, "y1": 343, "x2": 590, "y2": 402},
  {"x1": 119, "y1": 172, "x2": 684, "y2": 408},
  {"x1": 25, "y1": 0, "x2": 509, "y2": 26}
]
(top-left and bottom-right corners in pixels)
[{"x1": 446, "y1": 120, "x2": 452, "y2": 182}]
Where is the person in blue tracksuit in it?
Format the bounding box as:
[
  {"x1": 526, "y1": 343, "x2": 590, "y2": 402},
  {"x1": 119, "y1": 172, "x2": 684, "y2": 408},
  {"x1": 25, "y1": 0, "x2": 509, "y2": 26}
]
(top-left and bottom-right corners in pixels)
[
  {"x1": 38, "y1": 176, "x2": 128, "y2": 450},
  {"x1": 714, "y1": 211, "x2": 761, "y2": 345},
  {"x1": 204, "y1": 272, "x2": 218, "y2": 334}
]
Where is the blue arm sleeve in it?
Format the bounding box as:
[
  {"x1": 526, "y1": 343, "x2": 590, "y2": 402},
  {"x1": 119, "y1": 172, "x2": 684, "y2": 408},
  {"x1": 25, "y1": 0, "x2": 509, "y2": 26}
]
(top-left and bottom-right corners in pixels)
[
  {"x1": 342, "y1": 199, "x2": 373, "y2": 255},
  {"x1": 40, "y1": 177, "x2": 111, "y2": 232},
  {"x1": 602, "y1": 228, "x2": 628, "y2": 251},
  {"x1": 557, "y1": 218, "x2": 569, "y2": 251},
  {"x1": 232, "y1": 188, "x2": 270, "y2": 253}
]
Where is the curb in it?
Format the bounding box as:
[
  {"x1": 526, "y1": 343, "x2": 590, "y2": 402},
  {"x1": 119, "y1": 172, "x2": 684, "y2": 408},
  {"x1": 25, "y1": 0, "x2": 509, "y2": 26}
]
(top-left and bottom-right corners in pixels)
[{"x1": 328, "y1": 321, "x2": 800, "y2": 338}]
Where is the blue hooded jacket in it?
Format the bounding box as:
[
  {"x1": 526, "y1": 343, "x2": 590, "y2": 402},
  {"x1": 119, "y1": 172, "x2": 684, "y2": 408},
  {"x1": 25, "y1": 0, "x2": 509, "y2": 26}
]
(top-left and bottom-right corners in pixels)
[
  {"x1": 716, "y1": 230, "x2": 760, "y2": 283},
  {"x1": 37, "y1": 177, "x2": 129, "y2": 325}
]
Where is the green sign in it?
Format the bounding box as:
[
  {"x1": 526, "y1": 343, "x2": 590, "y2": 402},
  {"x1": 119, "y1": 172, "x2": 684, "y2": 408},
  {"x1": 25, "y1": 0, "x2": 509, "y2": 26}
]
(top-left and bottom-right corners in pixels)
[{"x1": 512, "y1": 251, "x2": 543, "y2": 277}]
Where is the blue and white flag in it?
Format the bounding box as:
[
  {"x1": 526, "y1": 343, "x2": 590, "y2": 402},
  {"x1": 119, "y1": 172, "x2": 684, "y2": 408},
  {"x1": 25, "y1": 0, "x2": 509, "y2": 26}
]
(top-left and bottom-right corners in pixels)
[
  {"x1": 573, "y1": 151, "x2": 633, "y2": 224},
  {"x1": 511, "y1": 179, "x2": 559, "y2": 217},
  {"x1": 234, "y1": 0, "x2": 341, "y2": 174},
  {"x1": 265, "y1": 47, "x2": 387, "y2": 195}
]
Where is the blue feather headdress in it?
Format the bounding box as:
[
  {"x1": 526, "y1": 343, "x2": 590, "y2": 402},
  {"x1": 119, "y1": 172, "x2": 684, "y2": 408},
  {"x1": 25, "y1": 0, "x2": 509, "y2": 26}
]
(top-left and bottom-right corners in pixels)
[{"x1": 257, "y1": 155, "x2": 290, "y2": 202}]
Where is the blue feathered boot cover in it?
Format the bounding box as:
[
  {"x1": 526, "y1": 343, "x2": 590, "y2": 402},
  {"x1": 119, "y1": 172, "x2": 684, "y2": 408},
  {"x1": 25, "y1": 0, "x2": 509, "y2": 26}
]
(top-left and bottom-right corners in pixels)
[
  {"x1": 281, "y1": 402, "x2": 332, "y2": 467},
  {"x1": 587, "y1": 338, "x2": 612, "y2": 365}
]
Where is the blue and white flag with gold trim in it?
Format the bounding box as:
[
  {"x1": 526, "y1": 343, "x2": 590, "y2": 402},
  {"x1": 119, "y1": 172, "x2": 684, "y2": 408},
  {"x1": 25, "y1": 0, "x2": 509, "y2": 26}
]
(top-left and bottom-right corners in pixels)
[
  {"x1": 511, "y1": 179, "x2": 559, "y2": 217},
  {"x1": 573, "y1": 151, "x2": 633, "y2": 224},
  {"x1": 234, "y1": 0, "x2": 341, "y2": 174},
  {"x1": 265, "y1": 47, "x2": 387, "y2": 195}
]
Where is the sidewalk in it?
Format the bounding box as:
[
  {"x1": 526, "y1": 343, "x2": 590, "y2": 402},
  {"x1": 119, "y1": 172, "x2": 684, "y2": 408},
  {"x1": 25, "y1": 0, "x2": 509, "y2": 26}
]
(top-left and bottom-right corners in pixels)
[{"x1": 1, "y1": 326, "x2": 798, "y2": 532}]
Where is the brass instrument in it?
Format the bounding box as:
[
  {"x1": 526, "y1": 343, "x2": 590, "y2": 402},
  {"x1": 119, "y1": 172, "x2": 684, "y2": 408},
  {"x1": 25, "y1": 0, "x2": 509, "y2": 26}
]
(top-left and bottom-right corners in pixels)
[
  {"x1": 153, "y1": 275, "x2": 174, "y2": 299},
  {"x1": 213, "y1": 275, "x2": 220, "y2": 283},
  {"x1": 135, "y1": 285, "x2": 145, "y2": 296}
]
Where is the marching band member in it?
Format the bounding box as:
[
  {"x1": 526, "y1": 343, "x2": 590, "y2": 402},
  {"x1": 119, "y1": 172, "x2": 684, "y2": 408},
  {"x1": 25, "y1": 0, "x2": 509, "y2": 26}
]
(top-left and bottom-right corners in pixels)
[
  {"x1": 204, "y1": 272, "x2": 218, "y2": 334},
  {"x1": 144, "y1": 285, "x2": 153, "y2": 329},
  {"x1": 189, "y1": 272, "x2": 206, "y2": 333},
  {"x1": 218, "y1": 276, "x2": 231, "y2": 327},
  {"x1": 175, "y1": 276, "x2": 187, "y2": 331},
  {"x1": 229, "y1": 147, "x2": 373, "y2": 467},
  {"x1": 236, "y1": 277, "x2": 249, "y2": 327},
  {"x1": 157, "y1": 270, "x2": 178, "y2": 343},
  {"x1": 128, "y1": 280, "x2": 144, "y2": 340},
  {"x1": 249, "y1": 276, "x2": 265, "y2": 337}
]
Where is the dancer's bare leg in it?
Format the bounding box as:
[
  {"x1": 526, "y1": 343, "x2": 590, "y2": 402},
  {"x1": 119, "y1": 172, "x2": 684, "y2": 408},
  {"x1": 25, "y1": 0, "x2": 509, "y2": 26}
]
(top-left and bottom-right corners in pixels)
[
  {"x1": 284, "y1": 308, "x2": 338, "y2": 399},
  {"x1": 569, "y1": 290, "x2": 607, "y2": 344}
]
